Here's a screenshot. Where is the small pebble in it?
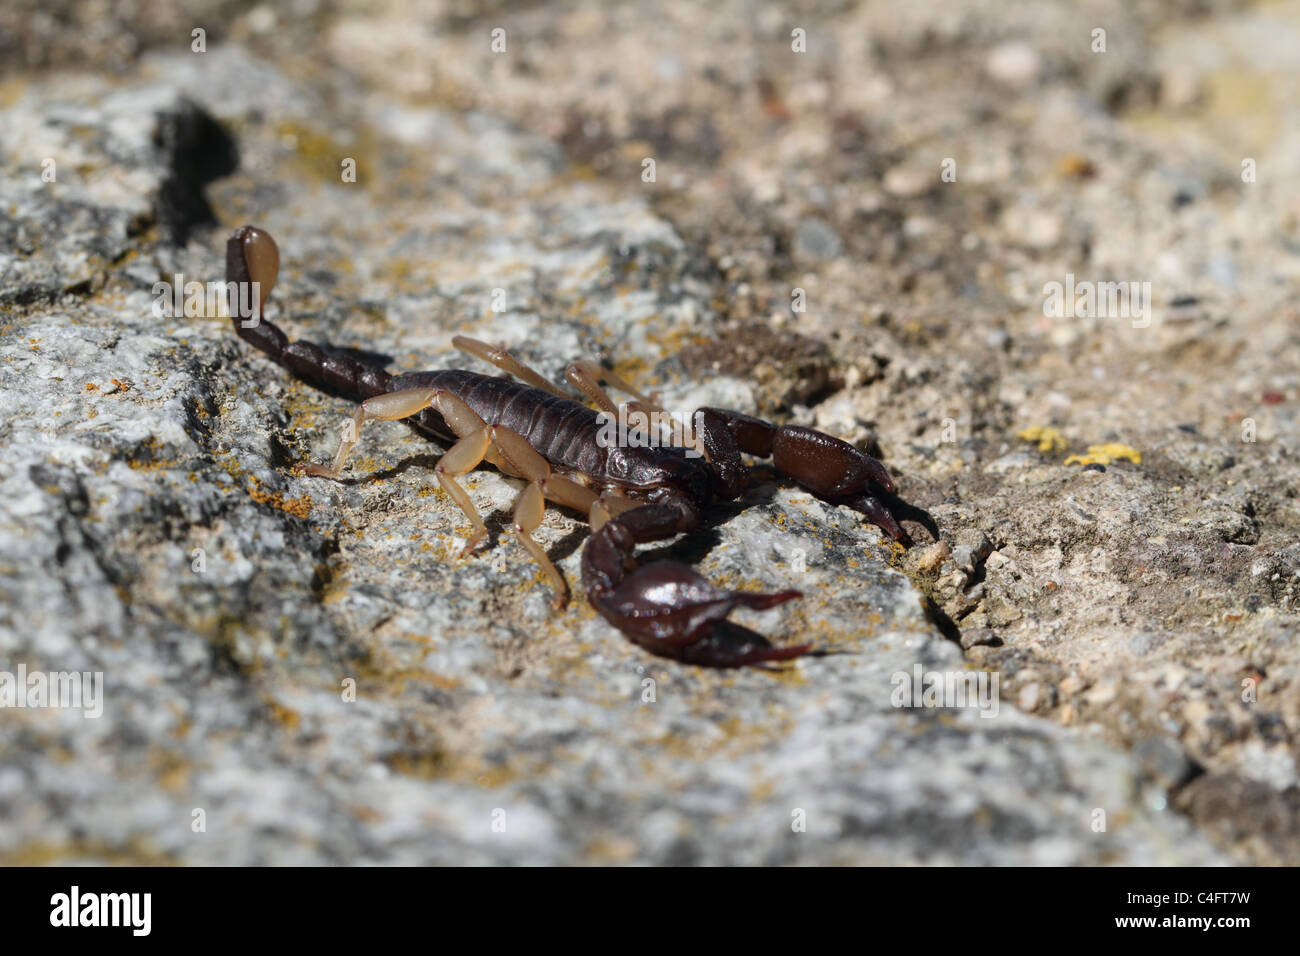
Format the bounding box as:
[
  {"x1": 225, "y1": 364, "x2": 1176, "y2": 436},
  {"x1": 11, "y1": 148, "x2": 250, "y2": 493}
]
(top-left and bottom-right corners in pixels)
[
  {"x1": 793, "y1": 218, "x2": 843, "y2": 261},
  {"x1": 911, "y1": 540, "x2": 950, "y2": 572},
  {"x1": 883, "y1": 164, "x2": 933, "y2": 198},
  {"x1": 985, "y1": 42, "x2": 1041, "y2": 86},
  {"x1": 960, "y1": 628, "x2": 1001, "y2": 650}
]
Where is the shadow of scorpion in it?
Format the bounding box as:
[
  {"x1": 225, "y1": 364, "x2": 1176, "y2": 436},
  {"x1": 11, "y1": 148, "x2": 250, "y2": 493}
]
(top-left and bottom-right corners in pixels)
[{"x1": 225, "y1": 225, "x2": 933, "y2": 667}]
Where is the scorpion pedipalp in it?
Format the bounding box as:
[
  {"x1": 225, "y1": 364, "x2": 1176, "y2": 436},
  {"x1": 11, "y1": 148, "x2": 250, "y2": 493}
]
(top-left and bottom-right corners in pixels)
[
  {"x1": 602, "y1": 564, "x2": 799, "y2": 642},
  {"x1": 579, "y1": 498, "x2": 813, "y2": 666}
]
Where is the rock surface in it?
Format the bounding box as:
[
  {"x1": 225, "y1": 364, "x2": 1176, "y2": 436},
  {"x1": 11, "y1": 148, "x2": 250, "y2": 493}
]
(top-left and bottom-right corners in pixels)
[{"x1": 2, "y1": 0, "x2": 1296, "y2": 864}]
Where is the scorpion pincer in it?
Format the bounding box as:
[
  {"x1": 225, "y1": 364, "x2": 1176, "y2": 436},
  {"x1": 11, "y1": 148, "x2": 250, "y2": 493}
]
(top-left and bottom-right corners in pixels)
[{"x1": 225, "y1": 225, "x2": 916, "y2": 667}]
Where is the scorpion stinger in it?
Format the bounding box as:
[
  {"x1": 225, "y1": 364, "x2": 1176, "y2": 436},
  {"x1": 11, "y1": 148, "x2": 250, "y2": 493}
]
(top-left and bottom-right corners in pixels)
[{"x1": 224, "y1": 225, "x2": 922, "y2": 668}]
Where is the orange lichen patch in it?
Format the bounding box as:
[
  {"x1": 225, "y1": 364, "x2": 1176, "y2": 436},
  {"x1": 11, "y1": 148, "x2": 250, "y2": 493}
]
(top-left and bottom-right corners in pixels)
[
  {"x1": 610, "y1": 354, "x2": 652, "y2": 387},
  {"x1": 384, "y1": 745, "x2": 522, "y2": 787},
  {"x1": 318, "y1": 573, "x2": 352, "y2": 604},
  {"x1": 469, "y1": 763, "x2": 520, "y2": 788},
  {"x1": 1055, "y1": 154, "x2": 1097, "y2": 178},
  {"x1": 262, "y1": 696, "x2": 302, "y2": 731},
  {"x1": 662, "y1": 708, "x2": 799, "y2": 760},
  {"x1": 348, "y1": 803, "x2": 384, "y2": 823},
  {"x1": 124, "y1": 456, "x2": 172, "y2": 473},
  {"x1": 385, "y1": 751, "x2": 447, "y2": 779},
  {"x1": 760, "y1": 657, "x2": 810, "y2": 686},
  {"x1": 85, "y1": 382, "x2": 98, "y2": 390},
  {"x1": 0, "y1": 76, "x2": 27, "y2": 108},
  {"x1": 171, "y1": 714, "x2": 194, "y2": 739},
  {"x1": 0, "y1": 839, "x2": 178, "y2": 866},
  {"x1": 247, "y1": 482, "x2": 314, "y2": 518},
  {"x1": 583, "y1": 835, "x2": 640, "y2": 862},
  {"x1": 110, "y1": 378, "x2": 131, "y2": 392},
  {"x1": 1064, "y1": 443, "x2": 1142, "y2": 466},
  {"x1": 155, "y1": 757, "x2": 190, "y2": 794},
  {"x1": 1017, "y1": 425, "x2": 1067, "y2": 453},
  {"x1": 273, "y1": 118, "x2": 378, "y2": 187},
  {"x1": 122, "y1": 437, "x2": 178, "y2": 472}
]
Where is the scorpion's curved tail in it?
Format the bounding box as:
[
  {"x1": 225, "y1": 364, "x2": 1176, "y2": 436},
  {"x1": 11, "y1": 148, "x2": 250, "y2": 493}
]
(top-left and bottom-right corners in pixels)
[
  {"x1": 225, "y1": 226, "x2": 393, "y2": 404},
  {"x1": 581, "y1": 500, "x2": 810, "y2": 668}
]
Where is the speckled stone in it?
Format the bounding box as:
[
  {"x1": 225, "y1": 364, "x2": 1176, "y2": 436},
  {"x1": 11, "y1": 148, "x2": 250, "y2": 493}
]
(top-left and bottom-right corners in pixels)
[{"x1": 1, "y1": 9, "x2": 1274, "y2": 864}]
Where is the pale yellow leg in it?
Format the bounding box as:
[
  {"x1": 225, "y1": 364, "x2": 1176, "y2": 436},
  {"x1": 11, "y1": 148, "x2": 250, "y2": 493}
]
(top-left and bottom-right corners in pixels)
[
  {"x1": 434, "y1": 427, "x2": 493, "y2": 556},
  {"x1": 488, "y1": 424, "x2": 629, "y2": 612},
  {"x1": 564, "y1": 360, "x2": 620, "y2": 415},
  {"x1": 305, "y1": 387, "x2": 502, "y2": 556},
  {"x1": 539, "y1": 475, "x2": 598, "y2": 512},
  {"x1": 588, "y1": 491, "x2": 639, "y2": 531},
  {"x1": 564, "y1": 359, "x2": 703, "y2": 456},
  {"x1": 304, "y1": 388, "x2": 441, "y2": 478},
  {"x1": 453, "y1": 336, "x2": 569, "y2": 396},
  {"x1": 564, "y1": 359, "x2": 657, "y2": 408},
  {"x1": 512, "y1": 481, "x2": 568, "y2": 610}
]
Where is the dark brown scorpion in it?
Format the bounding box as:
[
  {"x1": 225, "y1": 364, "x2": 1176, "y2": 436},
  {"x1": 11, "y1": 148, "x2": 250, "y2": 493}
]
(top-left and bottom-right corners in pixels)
[{"x1": 225, "y1": 225, "x2": 918, "y2": 667}]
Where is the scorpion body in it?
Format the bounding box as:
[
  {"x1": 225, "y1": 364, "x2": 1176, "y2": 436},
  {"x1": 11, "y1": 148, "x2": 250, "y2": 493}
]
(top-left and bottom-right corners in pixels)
[
  {"x1": 226, "y1": 225, "x2": 915, "y2": 667},
  {"x1": 384, "y1": 370, "x2": 711, "y2": 500}
]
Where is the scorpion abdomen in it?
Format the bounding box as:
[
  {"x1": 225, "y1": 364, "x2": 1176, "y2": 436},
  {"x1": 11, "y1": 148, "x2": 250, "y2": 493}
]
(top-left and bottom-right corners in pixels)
[{"x1": 389, "y1": 369, "x2": 615, "y2": 481}]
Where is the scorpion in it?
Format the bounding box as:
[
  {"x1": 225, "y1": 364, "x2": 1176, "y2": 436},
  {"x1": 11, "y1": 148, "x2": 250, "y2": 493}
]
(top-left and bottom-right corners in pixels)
[{"x1": 225, "y1": 225, "x2": 920, "y2": 667}]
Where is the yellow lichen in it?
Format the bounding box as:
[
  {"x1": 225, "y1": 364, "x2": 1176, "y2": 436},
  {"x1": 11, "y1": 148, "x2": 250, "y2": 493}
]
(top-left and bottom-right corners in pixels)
[
  {"x1": 1017, "y1": 425, "x2": 1067, "y2": 453},
  {"x1": 1064, "y1": 443, "x2": 1142, "y2": 466}
]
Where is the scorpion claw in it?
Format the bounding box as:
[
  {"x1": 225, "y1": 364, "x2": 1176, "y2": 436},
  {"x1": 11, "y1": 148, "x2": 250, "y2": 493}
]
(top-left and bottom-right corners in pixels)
[
  {"x1": 590, "y1": 561, "x2": 806, "y2": 663},
  {"x1": 838, "y1": 491, "x2": 913, "y2": 546},
  {"x1": 677, "y1": 621, "x2": 814, "y2": 668}
]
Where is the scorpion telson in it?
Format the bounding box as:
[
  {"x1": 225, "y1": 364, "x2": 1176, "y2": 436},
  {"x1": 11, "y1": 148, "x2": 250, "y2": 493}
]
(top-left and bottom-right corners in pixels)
[{"x1": 225, "y1": 225, "x2": 916, "y2": 667}]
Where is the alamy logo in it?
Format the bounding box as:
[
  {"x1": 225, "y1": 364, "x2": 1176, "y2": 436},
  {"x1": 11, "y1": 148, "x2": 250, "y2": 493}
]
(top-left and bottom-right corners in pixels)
[
  {"x1": 50, "y1": 886, "x2": 151, "y2": 936},
  {"x1": 595, "y1": 407, "x2": 703, "y2": 458},
  {"x1": 1043, "y1": 273, "x2": 1152, "y2": 328},
  {"x1": 0, "y1": 665, "x2": 103, "y2": 718},
  {"x1": 890, "y1": 664, "x2": 1000, "y2": 718},
  {"x1": 151, "y1": 274, "x2": 262, "y2": 325}
]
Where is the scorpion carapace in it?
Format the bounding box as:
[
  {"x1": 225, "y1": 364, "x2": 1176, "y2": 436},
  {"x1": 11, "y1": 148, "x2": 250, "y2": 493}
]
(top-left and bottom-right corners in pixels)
[{"x1": 225, "y1": 225, "x2": 915, "y2": 667}]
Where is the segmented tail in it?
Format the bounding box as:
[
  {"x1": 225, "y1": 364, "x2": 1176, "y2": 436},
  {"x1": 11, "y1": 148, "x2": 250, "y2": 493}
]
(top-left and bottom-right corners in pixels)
[{"x1": 225, "y1": 225, "x2": 392, "y2": 403}]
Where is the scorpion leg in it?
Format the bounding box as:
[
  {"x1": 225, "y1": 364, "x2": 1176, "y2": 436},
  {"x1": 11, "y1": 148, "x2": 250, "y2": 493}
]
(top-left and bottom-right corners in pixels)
[
  {"x1": 693, "y1": 407, "x2": 911, "y2": 545},
  {"x1": 302, "y1": 388, "x2": 448, "y2": 480},
  {"x1": 304, "y1": 387, "x2": 496, "y2": 554},
  {"x1": 435, "y1": 428, "x2": 493, "y2": 556},
  {"x1": 488, "y1": 426, "x2": 621, "y2": 610},
  {"x1": 306, "y1": 387, "x2": 593, "y2": 604},
  {"x1": 563, "y1": 360, "x2": 621, "y2": 415},
  {"x1": 452, "y1": 336, "x2": 569, "y2": 397},
  {"x1": 588, "y1": 490, "x2": 639, "y2": 531},
  {"x1": 305, "y1": 386, "x2": 601, "y2": 609},
  {"x1": 565, "y1": 360, "x2": 702, "y2": 454}
]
